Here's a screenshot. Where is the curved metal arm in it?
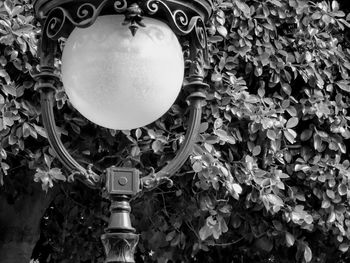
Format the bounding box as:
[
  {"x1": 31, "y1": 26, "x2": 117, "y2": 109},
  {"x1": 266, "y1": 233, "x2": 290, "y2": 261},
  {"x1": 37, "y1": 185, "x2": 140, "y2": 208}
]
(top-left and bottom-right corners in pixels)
[
  {"x1": 36, "y1": 22, "x2": 101, "y2": 189},
  {"x1": 140, "y1": 18, "x2": 209, "y2": 190},
  {"x1": 41, "y1": 90, "x2": 101, "y2": 188},
  {"x1": 141, "y1": 92, "x2": 205, "y2": 190}
]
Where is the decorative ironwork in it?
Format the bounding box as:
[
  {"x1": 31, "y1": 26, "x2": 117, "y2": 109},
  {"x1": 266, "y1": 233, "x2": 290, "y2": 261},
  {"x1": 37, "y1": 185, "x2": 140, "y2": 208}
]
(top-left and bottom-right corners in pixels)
[
  {"x1": 35, "y1": 0, "x2": 212, "y2": 190},
  {"x1": 143, "y1": 0, "x2": 200, "y2": 35},
  {"x1": 34, "y1": 0, "x2": 213, "y2": 261},
  {"x1": 122, "y1": 3, "x2": 146, "y2": 36},
  {"x1": 45, "y1": 0, "x2": 110, "y2": 39},
  {"x1": 34, "y1": 65, "x2": 101, "y2": 188},
  {"x1": 34, "y1": 0, "x2": 213, "y2": 22},
  {"x1": 36, "y1": 0, "x2": 213, "y2": 39},
  {"x1": 101, "y1": 233, "x2": 139, "y2": 263},
  {"x1": 188, "y1": 19, "x2": 209, "y2": 81},
  {"x1": 113, "y1": 0, "x2": 128, "y2": 12}
]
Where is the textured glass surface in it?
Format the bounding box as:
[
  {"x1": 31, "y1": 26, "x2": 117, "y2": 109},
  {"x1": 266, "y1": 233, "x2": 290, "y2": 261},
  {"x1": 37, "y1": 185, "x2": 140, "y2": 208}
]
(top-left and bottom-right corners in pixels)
[{"x1": 61, "y1": 15, "x2": 184, "y2": 130}]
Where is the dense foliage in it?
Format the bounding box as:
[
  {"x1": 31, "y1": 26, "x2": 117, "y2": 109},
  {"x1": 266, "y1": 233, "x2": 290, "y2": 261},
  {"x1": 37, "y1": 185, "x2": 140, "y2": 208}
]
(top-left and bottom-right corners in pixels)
[{"x1": 1, "y1": 0, "x2": 350, "y2": 262}]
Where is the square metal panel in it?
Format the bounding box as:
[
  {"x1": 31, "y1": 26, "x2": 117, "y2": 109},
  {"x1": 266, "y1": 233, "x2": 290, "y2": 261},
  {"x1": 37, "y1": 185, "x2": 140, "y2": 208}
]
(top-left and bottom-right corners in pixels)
[{"x1": 106, "y1": 167, "x2": 140, "y2": 195}]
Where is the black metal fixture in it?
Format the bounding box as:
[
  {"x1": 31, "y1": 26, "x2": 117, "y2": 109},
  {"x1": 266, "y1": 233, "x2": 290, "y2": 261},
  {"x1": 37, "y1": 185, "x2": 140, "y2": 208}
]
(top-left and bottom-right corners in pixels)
[{"x1": 33, "y1": 0, "x2": 213, "y2": 262}]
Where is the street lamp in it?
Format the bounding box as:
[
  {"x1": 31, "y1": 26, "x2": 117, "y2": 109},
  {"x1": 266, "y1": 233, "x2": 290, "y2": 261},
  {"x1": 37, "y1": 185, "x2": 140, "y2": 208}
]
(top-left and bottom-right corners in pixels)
[
  {"x1": 62, "y1": 14, "x2": 185, "y2": 130},
  {"x1": 33, "y1": 0, "x2": 213, "y2": 262}
]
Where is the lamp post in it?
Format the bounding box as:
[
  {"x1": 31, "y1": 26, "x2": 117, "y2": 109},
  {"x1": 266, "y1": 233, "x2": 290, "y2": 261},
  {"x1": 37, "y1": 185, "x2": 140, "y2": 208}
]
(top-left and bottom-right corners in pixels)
[{"x1": 33, "y1": 0, "x2": 213, "y2": 262}]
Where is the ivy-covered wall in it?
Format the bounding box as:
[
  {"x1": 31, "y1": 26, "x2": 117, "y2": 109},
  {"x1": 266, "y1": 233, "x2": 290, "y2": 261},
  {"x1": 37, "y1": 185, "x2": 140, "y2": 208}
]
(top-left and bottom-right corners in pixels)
[{"x1": 1, "y1": 0, "x2": 350, "y2": 262}]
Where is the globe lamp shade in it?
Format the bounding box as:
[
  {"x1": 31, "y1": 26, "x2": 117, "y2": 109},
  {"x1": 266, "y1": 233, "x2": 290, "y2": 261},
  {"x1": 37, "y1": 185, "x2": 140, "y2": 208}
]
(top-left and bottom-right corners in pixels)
[{"x1": 61, "y1": 15, "x2": 184, "y2": 130}]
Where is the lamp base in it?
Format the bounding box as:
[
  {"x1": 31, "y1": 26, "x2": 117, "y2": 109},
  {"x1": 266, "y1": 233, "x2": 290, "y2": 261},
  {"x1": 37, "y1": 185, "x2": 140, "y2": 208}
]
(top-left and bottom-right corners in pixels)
[{"x1": 101, "y1": 232, "x2": 139, "y2": 263}]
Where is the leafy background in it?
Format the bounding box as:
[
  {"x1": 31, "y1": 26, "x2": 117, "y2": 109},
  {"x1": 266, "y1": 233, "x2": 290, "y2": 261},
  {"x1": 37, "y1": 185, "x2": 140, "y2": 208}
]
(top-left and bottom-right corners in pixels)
[{"x1": 1, "y1": 0, "x2": 350, "y2": 262}]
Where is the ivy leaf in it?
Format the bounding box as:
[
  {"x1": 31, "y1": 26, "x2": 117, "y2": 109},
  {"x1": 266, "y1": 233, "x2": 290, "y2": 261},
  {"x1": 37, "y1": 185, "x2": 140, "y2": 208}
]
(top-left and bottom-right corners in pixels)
[
  {"x1": 313, "y1": 134, "x2": 323, "y2": 151},
  {"x1": 130, "y1": 146, "x2": 140, "y2": 157},
  {"x1": 199, "y1": 122, "x2": 209, "y2": 133},
  {"x1": 199, "y1": 223, "x2": 212, "y2": 240},
  {"x1": 286, "y1": 117, "x2": 299, "y2": 128},
  {"x1": 267, "y1": 129, "x2": 277, "y2": 140},
  {"x1": 165, "y1": 231, "x2": 176, "y2": 242},
  {"x1": 0, "y1": 70, "x2": 11, "y2": 84},
  {"x1": 312, "y1": 12, "x2": 322, "y2": 20},
  {"x1": 252, "y1": 145, "x2": 261, "y2": 156},
  {"x1": 339, "y1": 243, "x2": 349, "y2": 252},
  {"x1": 267, "y1": 0, "x2": 283, "y2": 7},
  {"x1": 33, "y1": 124, "x2": 47, "y2": 138},
  {"x1": 22, "y1": 122, "x2": 31, "y2": 138},
  {"x1": 321, "y1": 200, "x2": 331, "y2": 209},
  {"x1": 255, "y1": 237, "x2": 273, "y2": 252},
  {"x1": 338, "y1": 183, "x2": 347, "y2": 196},
  {"x1": 328, "y1": 211, "x2": 336, "y2": 223},
  {"x1": 294, "y1": 164, "x2": 310, "y2": 172},
  {"x1": 211, "y1": 72, "x2": 222, "y2": 82},
  {"x1": 263, "y1": 23, "x2": 274, "y2": 31},
  {"x1": 135, "y1": 128, "x2": 142, "y2": 139},
  {"x1": 34, "y1": 168, "x2": 54, "y2": 192},
  {"x1": 219, "y1": 205, "x2": 232, "y2": 214},
  {"x1": 217, "y1": 25, "x2": 228, "y2": 38},
  {"x1": 332, "y1": 0, "x2": 339, "y2": 11},
  {"x1": 28, "y1": 123, "x2": 37, "y2": 139},
  {"x1": 284, "y1": 129, "x2": 297, "y2": 144},
  {"x1": 192, "y1": 161, "x2": 202, "y2": 173},
  {"x1": 1, "y1": 162, "x2": 9, "y2": 176},
  {"x1": 285, "y1": 232, "x2": 295, "y2": 247},
  {"x1": 226, "y1": 182, "x2": 242, "y2": 200},
  {"x1": 300, "y1": 129, "x2": 313, "y2": 141},
  {"x1": 282, "y1": 83, "x2": 292, "y2": 95},
  {"x1": 265, "y1": 194, "x2": 284, "y2": 212},
  {"x1": 152, "y1": 140, "x2": 164, "y2": 153},
  {"x1": 236, "y1": 1, "x2": 251, "y2": 17},
  {"x1": 326, "y1": 189, "x2": 335, "y2": 199},
  {"x1": 4, "y1": 0, "x2": 14, "y2": 16},
  {"x1": 304, "y1": 245, "x2": 312, "y2": 262},
  {"x1": 215, "y1": 129, "x2": 236, "y2": 144},
  {"x1": 49, "y1": 168, "x2": 66, "y2": 181},
  {"x1": 305, "y1": 51, "x2": 312, "y2": 62},
  {"x1": 11, "y1": 5, "x2": 24, "y2": 18},
  {"x1": 336, "y1": 81, "x2": 350, "y2": 92}
]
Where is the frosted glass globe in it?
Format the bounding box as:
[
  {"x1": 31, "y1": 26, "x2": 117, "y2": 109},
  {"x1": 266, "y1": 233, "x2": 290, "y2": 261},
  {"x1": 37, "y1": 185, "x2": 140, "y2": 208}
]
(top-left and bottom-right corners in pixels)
[{"x1": 61, "y1": 15, "x2": 184, "y2": 130}]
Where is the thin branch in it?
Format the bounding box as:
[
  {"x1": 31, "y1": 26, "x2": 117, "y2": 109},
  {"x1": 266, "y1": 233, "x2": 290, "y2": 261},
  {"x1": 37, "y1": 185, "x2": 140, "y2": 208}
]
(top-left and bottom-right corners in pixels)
[
  {"x1": 212, "y1": 235, "x2": 247, "y2": 246},
  {"x1": 161, "y1": 193, "x2": 170, "y2": 218},
  {"x1": 185, "y1": 221, "x2": 200, "y2": 240},
  {"x1": 60, "y1": 185, "x2": 87, "y2": 209}
]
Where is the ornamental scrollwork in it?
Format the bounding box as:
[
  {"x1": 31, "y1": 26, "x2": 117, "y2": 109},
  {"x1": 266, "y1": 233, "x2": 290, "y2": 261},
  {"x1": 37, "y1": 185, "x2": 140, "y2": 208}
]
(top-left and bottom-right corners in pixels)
[
  {"x1": 142, "y1": 0, "x2": 202, "y2": 36},
  {"x1": 193, "y1": 19, "x2": 207, "y2": 49},
  {"x1": 44, "y1": 0, "x2": 110, "y2": 39},
  {"x1": 44, "y1": 0, "x2": 147, "y2": 39},
  {"x1": 43, "y1": 0, "x2": 210, "y2": 40},
  {"x1": 186, "y1": 19, "x2": 209, "y2": 81},
  {"x1": 114, "y1": 0, "x2": 128, "y2": 12},
  {"x1": 189, "y1": 48, "x2": 206, "y2": 80}
]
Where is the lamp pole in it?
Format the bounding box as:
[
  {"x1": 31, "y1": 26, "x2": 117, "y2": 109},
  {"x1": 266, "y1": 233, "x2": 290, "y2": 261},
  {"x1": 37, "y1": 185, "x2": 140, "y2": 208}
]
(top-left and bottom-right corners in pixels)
[{"x1": 33, "y1": 0, "x2": 213, "y2": 262}]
